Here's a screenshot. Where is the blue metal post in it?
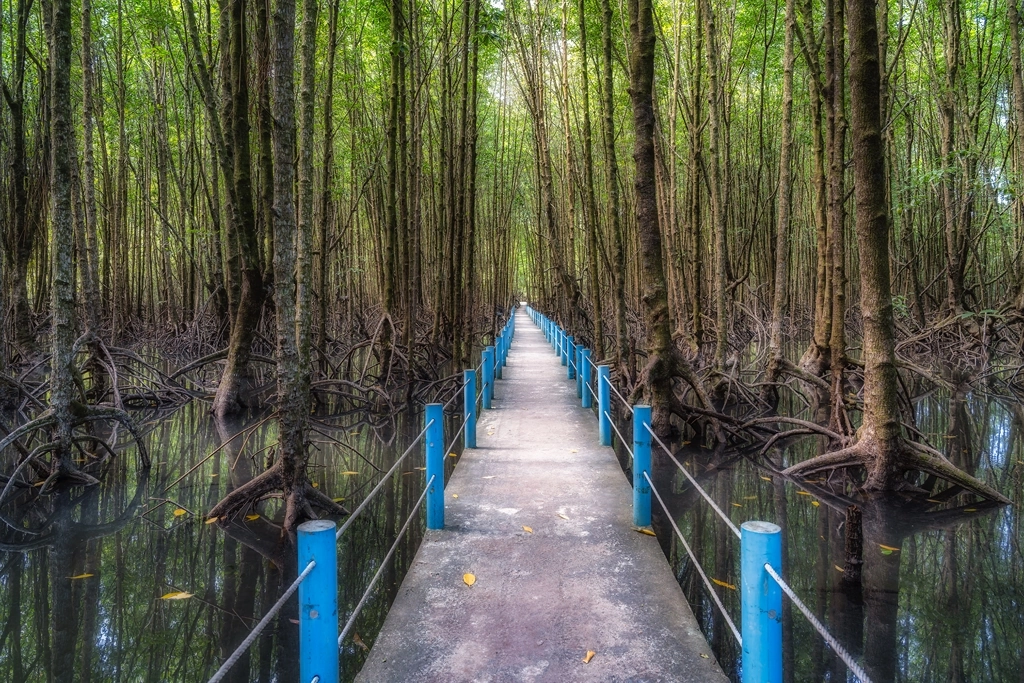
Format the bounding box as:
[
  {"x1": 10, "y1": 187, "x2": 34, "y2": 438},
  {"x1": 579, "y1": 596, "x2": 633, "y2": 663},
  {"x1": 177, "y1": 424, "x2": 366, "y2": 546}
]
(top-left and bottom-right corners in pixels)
[
  {"x1": 741, "y1": 521, "x2": 783, "y2": 683},
  {"x1": 482, "y1": 346, "x2": 494, "y2": 409},
  {"x1": 297, "y1": 520, "x2": 339, "y2": 683},
  {"x1": 463, "y1": 370, "x2": 476, "y2": 449},
  {"x1": 632, "y1": 406, "x2": 652, "y2": 527},
  {"x1": 567, "y1": 337, "x2": 576, "y2": 379},
  {"x1": 495, "y1": 335, "x2": 504, "y2": 380},
  {"x1": 581, "y1": 349, "x2": 592, "y2": 409},
  {"x1": 575, "y1": 345, "x2": 584, "y2": 398},
  {"x1": 425, "y1": 403, "x2": 445, "y2": 529},
  {"x1": 598, "y1": 365, "x2": 611, "y2": 446}
]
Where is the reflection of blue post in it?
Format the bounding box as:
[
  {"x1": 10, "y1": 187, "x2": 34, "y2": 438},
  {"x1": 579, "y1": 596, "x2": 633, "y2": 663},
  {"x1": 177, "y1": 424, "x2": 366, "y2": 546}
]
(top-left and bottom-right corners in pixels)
[
  {"x1": 425, "y1": 403, "x2": 445, "y2": 529},
  {"x1": 560, "y1": 331, "x2": 568, "y2": 366},
  {"x1": 632, "y1": 406, "x2": 652, "y2": 527},
  {"x1": 598, "y1": 365, "x2": 611, "y2": 446},
  {"x1": 567, "y1": 337, "x2": 576, "y2": 379},
  {"x1": 483, "y1": 346, "x2": 494, "y2": 409},
  {"x1": 741, "y1": 521, "x2": 783, "y2": 683},
  {"x1": 464, "y1": 370, "x2": 476, "y2": 449},
  {"x1": 298, "y1": 520, "x2": 339, "y2": 683},
  {"x1": 580, "y1": 349, "x2": 592, "y2": 409},
  {"x1": 502, "y1": 325, "x2": 510, "y2": 367}
]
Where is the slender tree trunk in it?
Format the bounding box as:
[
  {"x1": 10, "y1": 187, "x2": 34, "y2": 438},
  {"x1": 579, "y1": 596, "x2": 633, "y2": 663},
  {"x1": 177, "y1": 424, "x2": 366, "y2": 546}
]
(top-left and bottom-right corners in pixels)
[
  {"x1": 579, "y1": 0, "x2": 605, "y2": 359},
  {"x1": 1009, "y1": 0, "x2": 1024, "y2": 310},
  {"x1": 940, "y1": 0, "x2": 963, "y2": 312},
  {"x1": 764, "y1": 0, "x2": 797, "y2": 404}
]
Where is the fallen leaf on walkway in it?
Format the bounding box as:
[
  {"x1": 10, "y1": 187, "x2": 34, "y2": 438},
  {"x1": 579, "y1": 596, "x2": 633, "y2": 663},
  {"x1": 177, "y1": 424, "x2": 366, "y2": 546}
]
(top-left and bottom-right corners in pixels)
[
  {"x1": 634, "y1": 527, "x2": 656, "y2": 536},
  {"x1": 160, "y1": 592, "x2": 193, "y2": 600},
  {"x1": 452, "y1": 494, "x2": 459, "y2": 499},
  {"x1": 523, "y1": 526, "x2": 533, "y2": 533},
  {"x1": 69, "y1": 573, "x2": 94, "y2": 580},
  {"x1": 712, "y1": 578, "x2": 737, "y2": 591},
  {"x1": 353, "y1": 632, "x2": 369, "y2": 652},
  {"x1": 570, "y1": 449, "x2": 578, "y2": 453},
  {"x1": 700, "y1": 653, "x2": 709, "y2": 659},
  {"x1": 245, "y1": 514, "x2": 260, "y2": 521},
  {"x1": 463, "y1": 573, "x2": 476, "y2": 586},
  {"x1": 583, "y1": 651, "x2": 596, "y2": 664},
  {"x1": 173, "y1": 508, "x2": 187, "y2": 517},
  {"x1": 482, "y1": 475, "x2": 495, "y2": 479},
  {"x1": 557, "y1": 513, "x2": 569, "y2": 520}
]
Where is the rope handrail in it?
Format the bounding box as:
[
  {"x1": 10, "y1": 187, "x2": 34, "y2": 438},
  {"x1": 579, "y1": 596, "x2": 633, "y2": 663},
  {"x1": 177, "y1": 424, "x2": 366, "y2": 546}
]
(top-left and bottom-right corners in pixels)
[
  {"x1": 338, "y1": 475, "x2": 435, "y2": 646},
  {"x1": 603, "y1": 374, "x2": 634, "y2": 414},
  {"x1": 208, "y1": 559, "x2": 317, "y2": 683},
  {"x1": 444, "y1": 412, "x2": 472, "y2": 457},
  {"x1": 643, "y1": 471, "x2": 741, "y2": 646},
  {"x1": 603, "y1": 410, "x2": 634, "y2": 461},
  {"x1": 764, "y1": 563, "x2": 872, "y2": 682},
  {"x1": 336, "y1": 419, "x2": 434, "y2": 541},
  {"x1": 645, "y1": 424, "x2": 741, "y2": 540}
]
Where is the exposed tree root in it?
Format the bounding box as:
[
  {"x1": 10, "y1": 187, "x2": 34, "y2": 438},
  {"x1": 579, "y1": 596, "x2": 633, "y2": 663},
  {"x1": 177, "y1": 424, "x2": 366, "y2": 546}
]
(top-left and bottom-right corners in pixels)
[
  {"x1": 782, "y1": 434, "x2": 1010, "y2": 504},
  {"x1": 207, "y1": 459, "x2": 348, "y2": 531}
]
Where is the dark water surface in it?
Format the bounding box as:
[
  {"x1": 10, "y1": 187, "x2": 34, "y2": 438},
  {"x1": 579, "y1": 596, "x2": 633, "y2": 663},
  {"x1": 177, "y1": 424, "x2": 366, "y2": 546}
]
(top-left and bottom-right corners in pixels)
[
  {"x1": 0, "y1": 402, "x2": 464, "y2": 682},
  {"x1": 2, "y1": 389, "x2": 1022, "y2": 682}
]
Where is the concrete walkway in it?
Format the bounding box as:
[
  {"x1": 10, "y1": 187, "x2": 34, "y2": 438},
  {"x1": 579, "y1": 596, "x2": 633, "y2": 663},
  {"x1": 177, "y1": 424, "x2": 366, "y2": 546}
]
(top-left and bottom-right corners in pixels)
[{"x1": 356, "y1": 313, "x2": 729, "y2": 683}]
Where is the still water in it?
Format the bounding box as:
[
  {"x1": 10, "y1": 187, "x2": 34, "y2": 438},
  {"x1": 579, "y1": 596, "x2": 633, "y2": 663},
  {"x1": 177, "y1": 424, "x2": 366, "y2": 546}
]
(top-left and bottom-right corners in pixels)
[{"x1": 2, "y1": 390, "x2": 1022, "y2": 681}]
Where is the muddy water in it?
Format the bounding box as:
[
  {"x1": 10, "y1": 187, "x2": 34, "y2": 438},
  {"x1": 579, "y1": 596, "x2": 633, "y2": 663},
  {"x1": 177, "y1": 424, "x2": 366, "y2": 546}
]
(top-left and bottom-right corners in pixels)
[{"x1": 0, "y1": 402, "x2": 466, "y2": 682}]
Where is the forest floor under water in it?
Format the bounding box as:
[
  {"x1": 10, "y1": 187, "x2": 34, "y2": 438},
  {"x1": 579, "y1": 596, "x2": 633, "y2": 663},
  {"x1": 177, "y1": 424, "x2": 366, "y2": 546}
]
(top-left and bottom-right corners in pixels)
[{"x1": 0, "y1": 343, "x2": 1022, "y2": 681}]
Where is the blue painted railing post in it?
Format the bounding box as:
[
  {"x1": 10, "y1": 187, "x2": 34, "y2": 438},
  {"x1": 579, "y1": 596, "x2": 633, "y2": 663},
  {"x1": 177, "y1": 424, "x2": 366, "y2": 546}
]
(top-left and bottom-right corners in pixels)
[
  {"x1": 482, "y1": 346, "x2": 494, "y2": 409},
  {"x1": 425, "y1": 403, "x2": 445, "y2": 529},
  {"x1": 495, "y1": 335, "x2": 504, "y2": 380},
  {"x1": 741, "y1": 521, "x2": 783, "y2": 683},
  {"x1": 632, "y1": 406, "x2": 652, "y2": 527},
  {"x1": 598, "y1": 365, "x2": 611, "y2": 446},
  {"x1": 575, "y1": 345, "x2": 584, "y2": 399},
  {"x1": 297, "y1": 520, "x2": 339, "y2": 683},
  {"x1": 567, "y1": 337, "x2": 576, "y2": 379},
  {"x1": 580, "y1": 349, "x2": 592, "y2": 409},
  {"x1": 463, "y1": 370, "x2": 476, "y2": 449}
]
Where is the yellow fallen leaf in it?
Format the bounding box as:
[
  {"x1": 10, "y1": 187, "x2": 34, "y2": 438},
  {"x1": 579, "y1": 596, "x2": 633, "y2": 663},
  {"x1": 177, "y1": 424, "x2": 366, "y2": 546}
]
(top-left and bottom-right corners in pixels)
[
  {"x1": 350, "y1": 431, "x2": 360, "y2": 435},
  {"x1": 583, "y1": 650, "x2": 596, "y2": 664},
  {"x1": 173, "y1": 508, "x2": 188, "y2": 517},
  {"x1": 69, "y1": 573, "x2": 94, "y2": 580},
  {"x1": 332, "y1": 497, "x2": 345, "y2": 503},
  {"x1": 731, "y1": 503, "x2": 742, "y2": 508},
  {"x1": 570, "y1": 449, "x2": 578, "y2": 453},
  {"x1": 760, "y1": 476, "x2": 772, "y2": 481},
  {"x1": 160, "y1": 591, "x2": 193, "y2": 600},
  {"x1": 811, "y1": 501, "x2": 820, "y2": 507},
  {"x1": 557, "y1": 513, "x2": 569, "y2": 520},
  {"x1": 700, "y1": 653, "x2": 710, "y2": 659},
  {"x1": 834, "y1": 565, "x2": 844, "y2": 572},
  {"x1": 523, "y1": 526, "x2": 533, "y2": 533},
  {"x1": 452, "y1": 494, "x2": 459, "y2": 499},
  {"x1": 312, "y1": 482, "x2": 319, "y2": 488},
  {"x1": 352, "y1": 632, "x2": 369, "y2": 652},
  {"x1": 341, "y1": 471, "x2": 359, "y2": 476},
  {"x1": 449, "y1": 452, "x2": 458, "y2": 458},
  {"x1": 205, "y1": 517, "x2": 219, "y2": 525},
  {"x1": 712, "y1": 578, "x2": 737, "y2": 591},
  {"x1": 879, "y1": 544, "x2": 899, "y2": 552},
  {"x1": 796, "y1": 491, "x2": 810, "y2": 496},
  {"x1": 744, "y1": 496, "x2": 757, "y2": 500},
  {"x1": 210, "y1": 473, "x2": 218, "y2": 477},
  {"x1": 965, "y1": 508, "x2": 977, "y2": 512},
  {"x1": 415, "y1": 467, "x2": 426, "y2": 471},
  {"x1": 463, "y1": 573, "x2": 476, "y2": 586},
  {"x1": 635, "y1": 527, "x2": 656, "y2": 536},
  {"x1": 482, "y1": 475, "x2": 495, "y2": 479},
  {"x1": 245, "y1": 514, "x2": 260, "y2": 521}
]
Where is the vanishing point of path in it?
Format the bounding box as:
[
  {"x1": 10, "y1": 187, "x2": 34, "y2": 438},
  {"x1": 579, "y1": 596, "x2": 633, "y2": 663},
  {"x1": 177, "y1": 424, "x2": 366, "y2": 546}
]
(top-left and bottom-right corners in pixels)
[{"x1": 356, "y1": 313, "x2": 729, "y2": 682}]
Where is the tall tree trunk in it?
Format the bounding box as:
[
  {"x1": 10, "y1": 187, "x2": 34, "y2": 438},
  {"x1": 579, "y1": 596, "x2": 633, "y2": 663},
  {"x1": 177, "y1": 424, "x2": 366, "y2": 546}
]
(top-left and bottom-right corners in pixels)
[
  {"x1": 764, "y1": 0, "x2": 797, "y2": 404},
  {"x1": 1010, "y1": 0, "x2": 1024, "y2": 310},
  {"x1": 600, "y1": 0, "x2": 630, "y2": 366},
  {"x1": 940, "y1": 0, "x2": 964, "y2": 312}
]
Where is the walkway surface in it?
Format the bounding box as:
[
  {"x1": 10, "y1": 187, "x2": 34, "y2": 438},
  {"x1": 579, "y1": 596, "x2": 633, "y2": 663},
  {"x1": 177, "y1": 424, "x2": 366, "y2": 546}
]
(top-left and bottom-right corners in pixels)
[{"x1": 356, "y1": 313, "x2": 729, "y2": 682}]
